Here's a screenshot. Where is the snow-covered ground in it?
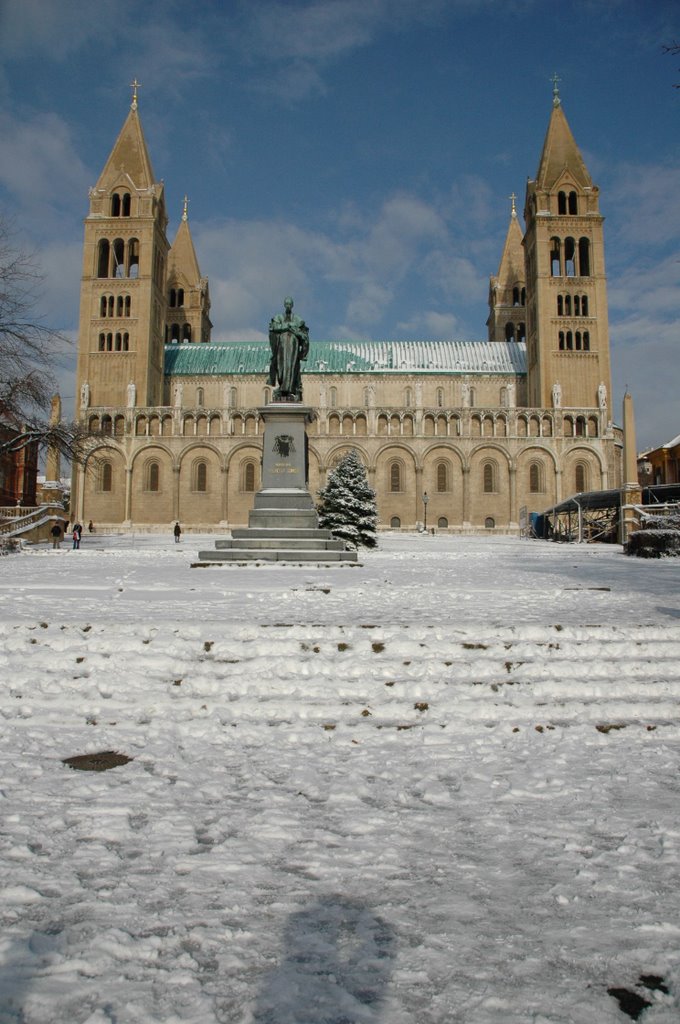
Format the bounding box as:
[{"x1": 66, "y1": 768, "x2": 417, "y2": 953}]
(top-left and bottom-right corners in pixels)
[{"x1": 1, "y1": 533, "x2": 680, "y2": 1024}]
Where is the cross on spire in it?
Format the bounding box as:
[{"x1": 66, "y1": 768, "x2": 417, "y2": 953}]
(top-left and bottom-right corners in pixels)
[
  {"x1": 182, "y1": 195, "x2": 189, "y2": 221},
  {"x1": 551, "y1": 72, "x2": 561, "y2": 107},
  {"x1": 509, "y1": 192, "x2": 517, "y2": 217},
  {"x1": 130, "y1": 78, "x2": 142, "y2": 110}
]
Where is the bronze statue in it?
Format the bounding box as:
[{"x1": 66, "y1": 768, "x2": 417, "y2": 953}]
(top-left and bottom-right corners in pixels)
[{"x1": 268, "y1": 297, "x2": 309, "y2": 402}]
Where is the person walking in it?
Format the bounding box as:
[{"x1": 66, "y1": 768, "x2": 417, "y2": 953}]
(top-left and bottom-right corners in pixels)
[
  {"x1": 173, "y1": 522, "x2": 182, "y2": 543},
  {"x1": 50, "y1": 523, "x2": 62, "y2": 549},
  {"x1": 88, "y1": 520, "x2": 94, "y2": 533},
  {"x1": 72, "y1": 523, "x2": 83, "y2": 549}
]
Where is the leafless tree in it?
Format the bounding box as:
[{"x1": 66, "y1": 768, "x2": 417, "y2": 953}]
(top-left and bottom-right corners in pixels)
[{"x1": 0, "y1": 218, "x2": 99, "y2": 463}]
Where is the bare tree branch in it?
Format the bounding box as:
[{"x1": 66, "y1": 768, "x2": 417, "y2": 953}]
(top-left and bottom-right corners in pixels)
[
  {"x1": 663, "y1": 41, "x2": 680, "y2": 88},
  {"x1": 0, "y1": 421, "x2": 110, "y2": 466},
  {"x1": 0, "y1": 218, "x2": 71, "y2": 421}
]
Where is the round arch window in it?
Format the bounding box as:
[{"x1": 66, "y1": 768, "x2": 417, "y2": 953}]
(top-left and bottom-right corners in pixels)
[{"x1": 484, "y1": 517, "x2": 495, "y2": 529}]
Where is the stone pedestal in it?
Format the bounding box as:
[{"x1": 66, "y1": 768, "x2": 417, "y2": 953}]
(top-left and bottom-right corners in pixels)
[{"x1": 196, "y1": 404, "x2": 358, "y2": 564}]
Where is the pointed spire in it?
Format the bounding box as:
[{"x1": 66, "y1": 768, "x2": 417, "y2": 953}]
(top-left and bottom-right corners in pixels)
[
  {"x1": 534, "y1": 96, "x2": 592, "y2": 191},
  {"x1": 168, "y1": 213, "x2": 202, "y2": 285},
  {"x1": 94, "y1": 92, "x2": 157, "y2": 192},
  {"x1": 495, "y1": 202, "x2": 524, "y2": 279}
]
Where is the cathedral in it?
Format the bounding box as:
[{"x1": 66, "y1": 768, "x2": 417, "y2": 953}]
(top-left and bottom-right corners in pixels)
[{"x1": 71, "y1": 86, "x2": 621, "y2": 534}]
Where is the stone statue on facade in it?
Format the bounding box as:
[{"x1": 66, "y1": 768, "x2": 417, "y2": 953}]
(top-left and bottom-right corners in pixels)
[
  {"x1": 268, "y1": 297, "x2": 309, "y2": 402},
  {"x1": 127, "y1": 381, "x2": 136, "y2": 408},
  {"x1": 80, "y1": 381, "x2": 90, "y2": 411},
  {"x1": 552, "y1": 381, "x2": 562, "y2": 409},
  {"x1": 598, "y1": 382, "x2": 607, "y2": 410}
]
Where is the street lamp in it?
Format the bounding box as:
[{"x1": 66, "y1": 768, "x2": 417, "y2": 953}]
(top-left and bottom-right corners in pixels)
[{"x1": 423, "y1": 491, "x2": 429, "y2": 532}]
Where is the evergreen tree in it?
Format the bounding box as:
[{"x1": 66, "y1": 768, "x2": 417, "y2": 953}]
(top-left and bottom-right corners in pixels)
[{"x1": 317, "y1": 449, "x2": 378, "y2": 549}]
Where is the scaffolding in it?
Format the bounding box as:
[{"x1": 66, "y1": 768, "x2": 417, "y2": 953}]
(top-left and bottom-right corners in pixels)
[{"x1": 535, "y1": 484, "x2": 680, "y2": 544}]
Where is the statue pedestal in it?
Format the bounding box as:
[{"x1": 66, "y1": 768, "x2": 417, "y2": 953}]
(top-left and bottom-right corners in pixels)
[{"x1": 196, "y1": 404, "x2": 358, "y2": 564}]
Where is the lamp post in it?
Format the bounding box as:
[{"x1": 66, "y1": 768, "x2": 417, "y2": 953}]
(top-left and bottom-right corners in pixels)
[{"x1": 423, "y1": 491, "x2": 429, "y2": 532}]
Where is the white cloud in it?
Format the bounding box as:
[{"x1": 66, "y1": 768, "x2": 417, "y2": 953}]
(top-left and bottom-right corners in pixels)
[
  {"x1": 607, "y1": 161, "x2": 680, "y2": 249},
  {"x1": 0, "y1": 111, "x2": 90, "y2": 214}
]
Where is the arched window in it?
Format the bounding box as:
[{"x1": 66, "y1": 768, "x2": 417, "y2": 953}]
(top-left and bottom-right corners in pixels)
[
  {"x1": 127, "y1": 238, "x2": 139, "y2": 278},
  {"x1": 389, "y1": 462, "x2": 402, "y2": 492},
  {"x1": 558, "y1": 191, "x2": 567, "y2": 215},
  {"x1": 243, "y1": 462, "x2": 256, "y2": 492},
  {"x1": 581, "y1": 295, "x2": 589, "y2": 316},
  {"x1": 564, "y1": 237, "x2": 576, "y2": 277},
  {"x1": 485, "y1": 517, "x2": 495, "y2": 529},
  {"x1": 483, "y1": 461, "x2": 497, "y2": 493},
  {"x1": 573, "y1": 295, "x2": 580, "y2": 317},
  {"x1": 196, "y1": 387, "x2": 204, "y2": 407},
  {"x1": 193, "y1": 461, "x2": 207, "y2": 492},
  {"x1": 583, "y1": 331, "x2": 590, "y2": 351},
  {"x1": 437, "y1": 517, "x2": 448, "y2": 529},
  {"x1": 550, "y1": 237, "x2": 561, "y2": 276},
  {"x1": 111, "y1": 194, "x2": 121, "y2": 217},
  {"x1": 578, "y1": 237, "x2": 590, "y2": 276},
  {"x1": 404, "y1": 387, "x2": 412, "y2": 407},
  {"x1": 112, "y1": 238, "x2": 125, "y2": 277},
  {"x1": 575, "y1": 331, "x2": 582, "y2": 350},
  {"x1": 146, "y1": 461, "x2": 160, "y2": 492},
  {"x1": 97, "y1": 239, "x2": 110, "y2": 278},
  {"x1": 568, "y1": 191, "x2": 578, "y2": 215},
  {"x1": 182, "y1": 323, "x2": 191, "y2": 343},
  {"x1": 566, "y1": 331, "x2": 573, "y2": 350},
  {"x1": 505, "y1": 322, "x2": 515, "y2": 341},
  {"x1": 229, "y1": 387, "x2": 238, "y2": 408},
  {"x1": 177, "y1": 288, "x2": 184, "y2": 307},
  {"x1": 558, "y1": 331, "x2": 565, "y2": 350},
  {"x1": 390, "y1": 516, "x2": 401, "y2": 529},
  {"x1": 468, "y1": 387, "x2": 476, "y2": 407},
  {"x1": 575, "y1": 463, "x2": 589, "y2": 492},
  {"x1": 122, "y1": 192, "x2": 131, "y2": 217},
  {"x1": 436, "y1": 461, "x2": 449, "y2": 493},
  {"x1": 171, "y1": 323, "x2": 180, "y2": 343},
  {"x1": 564, "y1": 294, "x2": 572, "y2": 316},
  {"x1": 101, "y1": 462, "x2": 112, "y2": 492},
  {"x1": 263, "y1": 387, "x2": 271, "y2": 404},
  {"x1": 169, "y1": 288, "x2": 176, "y2": 307},
  {"x1": 529, "y1": 461, "x2": 544, "y2": 493},
  {"x1": 436, "y1": 388, "x2": 444, "y2": 408},
  {"x1": 512, "y1": 286, "x2": 521, "y2": 306},
  {"x1": 557, "y1": 295, "x2": 563, "y2": 316}
]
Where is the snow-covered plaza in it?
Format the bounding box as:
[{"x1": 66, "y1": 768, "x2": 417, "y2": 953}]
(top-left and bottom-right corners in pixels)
[{"x1": 1, "y1": 533, "x2": 679, "y2": 1023}]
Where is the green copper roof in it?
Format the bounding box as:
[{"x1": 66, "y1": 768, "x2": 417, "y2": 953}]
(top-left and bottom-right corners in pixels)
[{"x1": 164, "y1": 340, "x2": 527, "y2": 376}]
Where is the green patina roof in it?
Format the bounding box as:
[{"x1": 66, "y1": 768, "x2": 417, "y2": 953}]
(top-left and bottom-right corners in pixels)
[{"x1": 164, "y1": 340, "x2": 527, "y2": 376}]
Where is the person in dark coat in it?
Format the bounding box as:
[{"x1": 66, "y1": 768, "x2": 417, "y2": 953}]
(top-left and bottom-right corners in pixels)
[
  {"x1": 72, "y1": 523, "x2": 83, "y2": 549},
  {"x1": 173, "y1": 522, "x2": 181, "y2": 543},
  {"x1": 50, "y1": 523, "x2": 62, "y2": 549}
]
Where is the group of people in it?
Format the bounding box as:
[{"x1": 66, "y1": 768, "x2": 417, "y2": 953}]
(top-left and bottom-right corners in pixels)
[{"x1": 50, "y1": 520, "x2": 94, "y2": 549}]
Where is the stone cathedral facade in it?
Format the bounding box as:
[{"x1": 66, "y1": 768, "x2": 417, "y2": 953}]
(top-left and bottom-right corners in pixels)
[{"x1": 71, "y1": 90, "x2": 621, "y2": 533}]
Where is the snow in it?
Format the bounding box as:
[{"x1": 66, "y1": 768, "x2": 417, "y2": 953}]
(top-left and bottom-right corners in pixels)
[{"x1": 1, "y1": 532, "x2": 680, "y2": 1023}]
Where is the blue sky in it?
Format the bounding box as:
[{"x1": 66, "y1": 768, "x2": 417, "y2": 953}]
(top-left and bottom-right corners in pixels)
[{"x1": 0, "y1": 0, "x2": 677, "y2": 450}]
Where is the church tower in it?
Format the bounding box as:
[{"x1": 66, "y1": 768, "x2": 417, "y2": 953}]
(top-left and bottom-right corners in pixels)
[
  {"x1": 487, "y1": 196, "x2": 526, "y2": 344},
  {"x1": 165, "y1": 198, "x2": 212, "y2": 345},
  {"x1": 75, "y1": 84, "x2": 169, "y2": 412},
  {"x1": 523, "y1": 83, "x2": 612, "y2": 410}
]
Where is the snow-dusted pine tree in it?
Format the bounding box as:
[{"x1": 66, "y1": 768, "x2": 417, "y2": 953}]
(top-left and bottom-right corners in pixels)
[{"x1": 317, "y1": 449, "x2": 378, "y2": 549}]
